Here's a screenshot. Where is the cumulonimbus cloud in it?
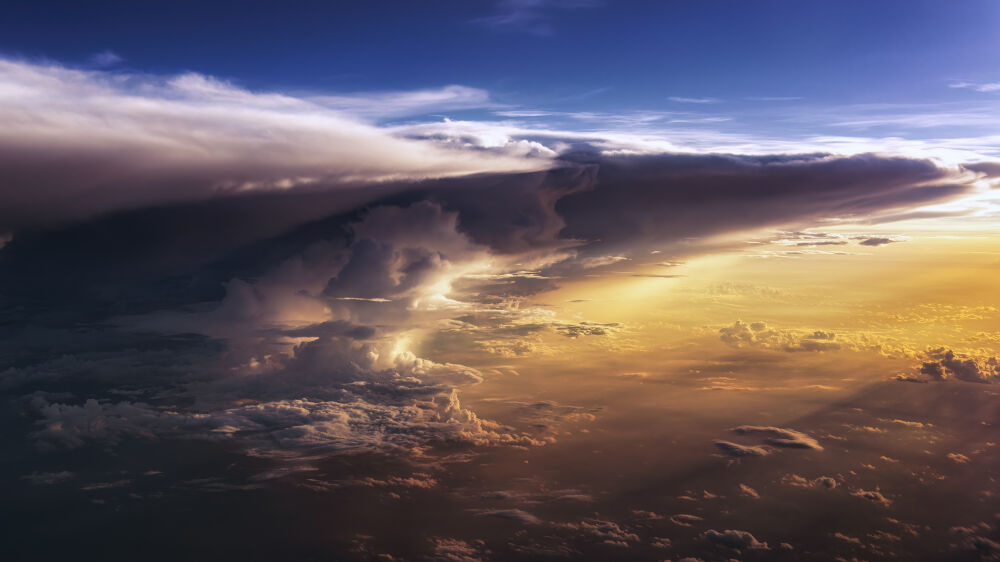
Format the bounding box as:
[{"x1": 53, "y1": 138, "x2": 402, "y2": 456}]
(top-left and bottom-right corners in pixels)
[{"x1": 0, "y1": 57, "x2": 548, "y2": 231}]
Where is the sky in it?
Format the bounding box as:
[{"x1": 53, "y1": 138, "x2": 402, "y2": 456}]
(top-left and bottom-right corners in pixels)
[{"x1": 2, "y1": 2, "x2": 1000, "y2": 561}]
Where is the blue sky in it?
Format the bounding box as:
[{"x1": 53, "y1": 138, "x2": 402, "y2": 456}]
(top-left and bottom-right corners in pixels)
[
  {"x1": 1, "y1": 0, "x2": 999, "y2": 164},
  {"x1": 3, "y1": 1, "x2": 998, "y2": 106}
]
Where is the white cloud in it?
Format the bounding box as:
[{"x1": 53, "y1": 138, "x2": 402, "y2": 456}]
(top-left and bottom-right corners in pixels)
[
  {"x1": 311, "y1": 85, "x2": 496, "y2": 118},
  {"x1": 950, "y1": 81, "x2": 1000, "y2": 93},
  {"x1": 668, "y1": 96, "x2": 720, "y2": 104}
]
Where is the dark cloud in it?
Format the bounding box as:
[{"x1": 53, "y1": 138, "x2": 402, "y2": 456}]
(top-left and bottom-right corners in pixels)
[
  {"x1": 702, "y1": 529, "x2": 770, "y2": 550},
  {"x1": 552, "y1": 152, "x2": 972, "y2": 256},
  {"x1": 20, "y1": 471, "x2": 74, "y2": 485},
  {"x1": 471, "y1": 508, "x2": 543, "y2": 525},
  {"x1": 714, "y1": 440, "x2": 771, "y2": 457},
  {"x1": 556, "y1": 518, "x2": 640, "y2": 547},
  {"x1": 859, "y1": 237, "x2": 896, "y2": 246},
  {"x1": 950, "y1": 525, "x2": 1000, "y2": 559},
  {"x1": 852, "y1": 488, "x2": 893, "y2": 507},
  {"x1": 730, "y1": 426, "x2": 823, "y2": 450},
  {"x1": 919, "y1": 348, "x2": 999, "y2": 383},
  {"x1": 431, "y1": 537, "x2": 488, "y2": 562},
  {"x1": 0, "y1": 58, "x2": 542, "y2": 232},
  {"x1": 781, "y1": 474, "x2": 838, "y2": 489},
  {"x1": 670, "y1": 514, "x2": 704, "y2": 527}
]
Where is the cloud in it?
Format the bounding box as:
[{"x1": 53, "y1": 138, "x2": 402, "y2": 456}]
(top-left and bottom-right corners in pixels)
[
  {"x1": 28, "y1": 391, "x2": 540, "y2": 455},
  {"x1": 311, "y1": 85, "x2": 495, "y2": 119},
  {"x1": 719, "y1": 321, "x2": 841, "y2": 352},
  {"x1": 950, "y1": 81, "x2": 1000, "y2": 93},
  {"x1": 919, "y1": 348, "x2": 999, "y2": 383},
  {"x1": 780, "y1": 474, "x2": 838, "y2": 489},
  {"x1": 557, "y1": 518, "x2": 640, "y2": 546},
  {"x1": 20, "y1": 204, "x2": 558, "y2": 458},
  {"x1": 431, "y1": 538, "x2": 487, "y2": 562},
  {"x1": 88, "y1": 50, "x2": 123, "y2": 67},
  {"x1": 859, "y1": 237, "x2": 896, "y2": 246},
  {"x1": 852, "y1": 488, "x2": 893, "y2": 507},
  {"x1": 670, "y1": 514, "x2": 704, "y2": 527},
  {"x1": 472, "y1": 508, "x2": 543, "y2": 525},
  {"x1": 650, "y1": 537, "x2": 671, "y2": 548},
  {"x1": 702, "y1": 529, "x2": 770, "y2": 550},
  {"x1": 950, "y1": 525, "x2": 1000, "y2": 559},
  {"x1": 20, "y1": 471, "x2": 75, "y2": 485},
  {"x1": 474, "y1": 0, "x2": 602, "y2": 36},
  {"x1": 631, "y1": 509, "x2": 663, "y2": 520},
  {"x1": 832, "y1": 532, "x2": 863, "y2": 545},
  {"x1": 668, "y1": 96, "x2": 720, "y2": 104},
  {"x1": 730, "y1": 426, "x2": 823, "y2": 450},
  {"x1": 0, "y1": 57, "x2": 544, "y2": 231},
  {"x1": 0, "y1": 92, "x2": 990, "y2": 474},
  {"x1": 947, "y1": 453, "x2": 971, "y2": 464},
  {"x1": 714, "y1": 440, "x2": 771, "y2": 457},
  {"x1": 480, "y1": 486, "x2": 594, "y2": 504},
  {"x1": 739, "y1": 484, "x2": 760, "y2": 498}
]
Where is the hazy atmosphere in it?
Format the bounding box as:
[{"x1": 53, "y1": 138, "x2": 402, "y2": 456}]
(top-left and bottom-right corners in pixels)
[{"x1": 2, "y1": 2, "x2": 1000, "y2": 560}]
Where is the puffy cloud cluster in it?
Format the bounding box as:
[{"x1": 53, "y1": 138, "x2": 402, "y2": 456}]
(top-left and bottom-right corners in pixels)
[
  {"x1": 719, "y1": 320, "x2": 841, "y2": 352},
  {"x1": 557, "y1": 519, "x2": 640, "y2": 547},
  {"x1": 431, "y1": 537, "x2": 488, "y2": 562},
  {"x1": 715, "y1": 426, "x2": 822, "y2": 459},
  {"x1": 29, "y1": 389, "x2": 541, "y2": 455},
  {"x1": 781, "y1": 474, "x2": 838, "y2": 489},
  {"x1": 950, "y1": 524, "x2": 1000, "y2": 560},
  {"x1": 702, "y1": 529, "x2": 770, "y2": 550},
  {"x1": 852, "y1": 488, "x2": 893, "y2": 507},
  {"x1": 21, "y1": 203, "x2": 567, "y2": 456},
  {"x1": 919, "y1": 348, "x2": 1000, "y2": 383}
]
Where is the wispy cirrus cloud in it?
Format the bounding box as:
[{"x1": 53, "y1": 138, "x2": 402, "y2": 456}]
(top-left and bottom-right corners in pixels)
[
  {"x1": 88, "y1": 49, "x2": 123, "y2": 67},
  {"x1": 949, "y1": 80, "x2": 1000, "y2": 93},
  {"x1": 474, "y1": 0, "x2": 602, "y2": 36},
  {"x1": 668, "y1": 96, "x2": 720, "y2": 104},
  {"x1": 311, "y1": 84, "x2": 497, "y2": 119}
]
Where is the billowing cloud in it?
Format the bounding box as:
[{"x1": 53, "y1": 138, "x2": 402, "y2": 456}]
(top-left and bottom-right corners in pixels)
[
  {"x1": 0, "y1": 60, "x2": 993, "y2": 491},
  {"x1": 0, "y1": 58, "x2": 545, "y2": 231},
  {"x1": 557, "y1": 519, "x2": 640, "y2": 547},
  {"x1": 720, "y1": 321, "x2": 841, "y2": 352},
  {"x1": 919, "y1": 348, "x2": 999, "y2": 383},
  {"x1": 781, "y1": 474, "x2": 838, "y2": 489}
]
